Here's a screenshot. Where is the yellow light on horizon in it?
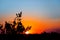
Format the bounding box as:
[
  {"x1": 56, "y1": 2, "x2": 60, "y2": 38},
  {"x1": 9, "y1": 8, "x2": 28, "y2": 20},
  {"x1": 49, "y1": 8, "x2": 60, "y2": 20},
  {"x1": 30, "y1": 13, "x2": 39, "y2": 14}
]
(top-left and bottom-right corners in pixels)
[{"x1": 25, "y1": 31, "x2": 29, "y2": 34}]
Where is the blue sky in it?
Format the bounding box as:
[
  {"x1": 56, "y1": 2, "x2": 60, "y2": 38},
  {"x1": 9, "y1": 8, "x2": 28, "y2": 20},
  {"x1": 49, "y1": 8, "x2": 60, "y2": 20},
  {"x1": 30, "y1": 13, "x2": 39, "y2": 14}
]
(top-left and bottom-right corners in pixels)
[
  {"x1": 0, "y1": 0, "x2": 60, "y2": 33},
  {"x1": 0, "y1": 0, "x2": 60, "y2": 19}
]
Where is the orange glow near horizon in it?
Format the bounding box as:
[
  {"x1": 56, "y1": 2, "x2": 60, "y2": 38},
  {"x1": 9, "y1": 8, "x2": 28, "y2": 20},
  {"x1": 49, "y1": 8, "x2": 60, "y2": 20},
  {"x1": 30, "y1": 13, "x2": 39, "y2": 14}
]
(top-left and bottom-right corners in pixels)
[
  {"x1": 0, "y1": 16, "x2": 60, "y2": 34},
  {"x1": 0, "y1": 0, "x2": 60, "y2": 34},
  {"x1": 21, "y1": 17, "x2": 60, "y2": 34}
]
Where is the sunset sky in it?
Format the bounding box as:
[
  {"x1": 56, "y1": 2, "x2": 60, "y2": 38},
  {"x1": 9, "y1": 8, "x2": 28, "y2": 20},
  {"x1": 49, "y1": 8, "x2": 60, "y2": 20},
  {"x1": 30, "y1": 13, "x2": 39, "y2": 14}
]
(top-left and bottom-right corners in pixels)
[{"x1": 0, "y1": 0, "x2": 60, "y2": 34}]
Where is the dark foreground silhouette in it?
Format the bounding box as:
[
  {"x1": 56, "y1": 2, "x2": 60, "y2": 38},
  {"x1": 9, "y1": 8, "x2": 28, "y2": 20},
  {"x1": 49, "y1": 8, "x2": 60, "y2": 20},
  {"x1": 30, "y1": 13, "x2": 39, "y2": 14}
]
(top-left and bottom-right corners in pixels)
[
  {"x1": 0, "y1": 11, "x2": 31, "y2": 34},
  {"x1": 0, "y1": 32, "x2": 60, "y2": 40},
  {"x1": 0, "y1": 11, "x2": 60, "y2": 40}
]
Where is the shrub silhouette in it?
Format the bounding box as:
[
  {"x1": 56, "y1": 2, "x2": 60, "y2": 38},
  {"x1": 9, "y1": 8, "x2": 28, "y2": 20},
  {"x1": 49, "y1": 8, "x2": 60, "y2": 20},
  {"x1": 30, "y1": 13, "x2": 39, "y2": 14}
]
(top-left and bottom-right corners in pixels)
[{"x1": 0, "y1": 11, "x2": 60, "y2": 40}]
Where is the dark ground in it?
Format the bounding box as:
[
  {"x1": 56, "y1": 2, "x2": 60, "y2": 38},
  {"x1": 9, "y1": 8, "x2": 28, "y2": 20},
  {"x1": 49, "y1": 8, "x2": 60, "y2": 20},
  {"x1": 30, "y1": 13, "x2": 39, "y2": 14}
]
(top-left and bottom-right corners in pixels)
[{"x1": 0, "y1": 32, "x2": 60, "y2": 40}]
